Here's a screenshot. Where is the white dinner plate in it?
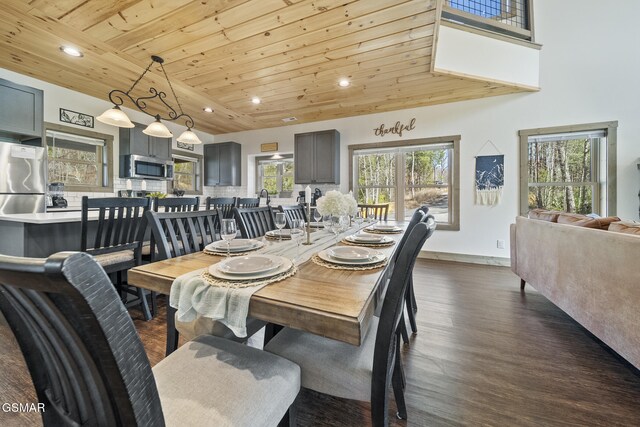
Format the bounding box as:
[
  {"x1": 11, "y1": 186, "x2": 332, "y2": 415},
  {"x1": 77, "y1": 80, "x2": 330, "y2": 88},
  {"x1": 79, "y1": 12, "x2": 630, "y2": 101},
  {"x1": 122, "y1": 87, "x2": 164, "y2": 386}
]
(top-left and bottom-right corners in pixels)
[
  {"x1": 266, "y1": 229, "x2": 292, "y2": 238},
  {"x1": 327, "y1": 246, "x2": 377, "y2": 261},
  {"x1": 345, "y1": 235, "x2": 393, "y2": 244},
  {"x1": 209, "y1": 256, "x2": 293, "y2": 281},
  {"x1": 205, "y1": 239, "x2": 262, "y2": 253},
  {"x1": 372, "y1": 224, "x2": 402, "y2": 231},
  {"x1": 217, "y1": 254, "x2": 282, "y2": 275},
  {"x1": 317, "y1": 249, "x2": 385, "y2": 266}
]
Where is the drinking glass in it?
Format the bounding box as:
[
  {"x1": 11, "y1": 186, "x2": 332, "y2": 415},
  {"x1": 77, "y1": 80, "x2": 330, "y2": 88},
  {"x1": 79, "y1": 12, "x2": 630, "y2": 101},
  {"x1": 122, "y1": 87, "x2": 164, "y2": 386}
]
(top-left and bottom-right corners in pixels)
[
  {"x1": 275, "y1": 212, "x2": 287, "y2": 243},
  {"x1": 290, "y1": 219, "x2": 305, "y2": 262},
  {"x1": 220, "y1": 219, "x2": 237, "y2": 258},
  {"x1": 354, "y1": 211, "x2": 364, "y2": 227},
  {"x1": 339, "y1": 214, "x2": 350, "y2": 232},
  {"x1": 331, "y1": 216, "x2": 341, "y2": 243},
  {"x1": 323, "y1": 215, "x2": 332, "y2": 233}
]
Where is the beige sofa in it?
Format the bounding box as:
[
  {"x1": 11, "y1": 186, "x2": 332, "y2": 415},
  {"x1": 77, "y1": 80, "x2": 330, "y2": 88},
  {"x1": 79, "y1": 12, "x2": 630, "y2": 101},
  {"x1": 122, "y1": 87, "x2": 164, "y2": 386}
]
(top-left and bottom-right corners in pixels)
[{"x1": 510, "y1": 215, "x2": 640, "y2": 370}]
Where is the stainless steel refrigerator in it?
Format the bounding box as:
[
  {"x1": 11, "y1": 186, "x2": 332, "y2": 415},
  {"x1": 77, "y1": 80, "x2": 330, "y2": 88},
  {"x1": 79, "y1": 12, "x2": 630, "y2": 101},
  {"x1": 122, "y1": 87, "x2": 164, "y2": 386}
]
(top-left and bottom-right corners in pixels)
[{"x1": 0, "y1": 142, "x2": 46, "y2": 214}]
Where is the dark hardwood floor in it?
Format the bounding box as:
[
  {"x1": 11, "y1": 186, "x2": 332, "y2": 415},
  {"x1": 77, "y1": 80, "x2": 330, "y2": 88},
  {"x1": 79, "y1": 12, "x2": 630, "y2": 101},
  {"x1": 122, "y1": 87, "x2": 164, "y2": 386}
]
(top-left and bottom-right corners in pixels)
[{"x1": 1, "y1": 259, "x2": 639, "y2": 426}]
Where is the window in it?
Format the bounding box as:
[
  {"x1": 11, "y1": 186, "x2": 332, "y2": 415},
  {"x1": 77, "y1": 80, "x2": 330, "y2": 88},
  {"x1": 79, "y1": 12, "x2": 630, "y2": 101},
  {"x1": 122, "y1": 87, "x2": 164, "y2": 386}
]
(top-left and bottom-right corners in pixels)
[
  {"x1": 519, "y1": 122, "x2": 617, "y2": 216},
  {"x1": 256, "y1": 155, "x2": 294, "y2": 197},
  {"x1": 349, "y1": 136, "x2": 460, "y2": 230},
  {"x1": 45, "y1": 124, "x2": 113, "y2": 192},
  {"x1": 170, "y1": 153, "x2": 202, "y2": 195},
  {"x1": 443, "y1": 0, "x2": 531, "y2": 41}
]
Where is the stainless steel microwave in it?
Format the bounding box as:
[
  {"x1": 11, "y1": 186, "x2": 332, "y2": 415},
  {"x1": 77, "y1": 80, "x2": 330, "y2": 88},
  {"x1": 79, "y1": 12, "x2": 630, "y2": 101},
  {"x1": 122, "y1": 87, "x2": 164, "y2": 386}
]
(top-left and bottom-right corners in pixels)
[{"x1": 121, "y1": 154, "x2": 174, "y2": 180}]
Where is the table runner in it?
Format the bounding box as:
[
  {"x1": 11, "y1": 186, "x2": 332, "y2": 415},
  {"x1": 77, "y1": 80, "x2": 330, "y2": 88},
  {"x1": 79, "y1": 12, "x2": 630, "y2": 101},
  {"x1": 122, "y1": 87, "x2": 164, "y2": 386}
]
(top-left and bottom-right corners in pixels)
[{"x1": 169, "y1": 222, "x2": 382, "y2": 337}]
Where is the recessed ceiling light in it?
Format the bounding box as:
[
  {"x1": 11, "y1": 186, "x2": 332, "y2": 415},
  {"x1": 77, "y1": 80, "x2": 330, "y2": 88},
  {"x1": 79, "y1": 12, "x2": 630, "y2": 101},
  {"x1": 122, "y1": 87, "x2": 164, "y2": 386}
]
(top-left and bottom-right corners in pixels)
[
  {"x1": 338, "y1": 78, "x2": 350, "y2": 87},
  {"x1": 60, "y1": 46, "x2": 83, "y2": 57},
  {"x1": 203, "y1": 107, "x2": 214, "y2": 113},
  {"x1": 251, "y1": 97, "x2": 261, "y2": 105}
]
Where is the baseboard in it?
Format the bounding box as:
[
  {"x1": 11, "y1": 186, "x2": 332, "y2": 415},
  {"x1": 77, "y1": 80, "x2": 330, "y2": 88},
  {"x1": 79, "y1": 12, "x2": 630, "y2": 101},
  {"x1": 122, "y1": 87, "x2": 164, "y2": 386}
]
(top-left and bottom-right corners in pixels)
[{"x1": 418, "y1": 250, "x2": 511, "y2": 267}]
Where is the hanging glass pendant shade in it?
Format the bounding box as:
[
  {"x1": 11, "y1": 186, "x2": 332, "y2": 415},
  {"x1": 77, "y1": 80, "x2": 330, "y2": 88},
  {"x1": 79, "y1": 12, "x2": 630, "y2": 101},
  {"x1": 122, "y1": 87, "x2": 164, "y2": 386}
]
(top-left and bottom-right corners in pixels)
[
  {"x1": 177, "y1": 128, "x2": 203, "y2": 144},
  {"x1": 143, "y1": 116, "x2": 173, "y2": 138},
  {"x1": 96, "y1": 105, "x2": 135, "y2": 128}
]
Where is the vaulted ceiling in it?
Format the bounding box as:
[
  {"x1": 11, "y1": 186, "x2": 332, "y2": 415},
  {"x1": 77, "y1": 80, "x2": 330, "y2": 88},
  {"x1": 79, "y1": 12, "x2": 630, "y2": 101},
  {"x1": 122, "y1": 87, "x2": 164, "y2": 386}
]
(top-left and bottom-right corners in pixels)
[{"x1": 0, "y1": 0, "x2": 523, "y2": 134}]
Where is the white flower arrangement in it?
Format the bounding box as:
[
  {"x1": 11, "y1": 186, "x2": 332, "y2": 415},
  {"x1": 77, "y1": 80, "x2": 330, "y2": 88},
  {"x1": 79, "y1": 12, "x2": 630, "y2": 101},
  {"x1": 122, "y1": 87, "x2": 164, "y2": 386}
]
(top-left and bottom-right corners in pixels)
[{"x1": 315, "y1": 190, "x2": 356, "y2": 217}]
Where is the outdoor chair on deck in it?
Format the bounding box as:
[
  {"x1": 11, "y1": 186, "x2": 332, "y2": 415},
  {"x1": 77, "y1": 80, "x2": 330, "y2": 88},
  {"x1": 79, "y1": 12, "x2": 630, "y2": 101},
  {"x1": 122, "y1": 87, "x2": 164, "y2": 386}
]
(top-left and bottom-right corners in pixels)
[
  {"x1": 81, "y1": 196, "x2": 152, "y2": 320},
  {"x1": 265, "y1": 219, "x2": 436, "y2": 426},
  {"x1": 146, "y1": 209, "x2": 266, "y2": 355},
  {"x1": 358, "y1": 203, "x2": 390, "y2": 221},
  {"x1": 0, "y1": 251, "x2": 300, "y2": 427}
]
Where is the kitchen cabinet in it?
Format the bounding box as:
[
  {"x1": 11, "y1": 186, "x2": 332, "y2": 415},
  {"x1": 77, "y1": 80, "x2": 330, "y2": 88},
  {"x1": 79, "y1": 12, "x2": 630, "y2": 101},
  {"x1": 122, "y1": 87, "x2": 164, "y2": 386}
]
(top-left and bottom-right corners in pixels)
[
  {"x1": 0, "y1": 78, "x2": 43, "y2": 139},
  {"x1": 120, "y1": 122, "x2": 172, "y2": 161},
  {"x1": 204, "y1": 142, "x2": 241, "y2": 186},
  {"x1": 294, "y1": 129, "x2": 340, "y2": 184}
]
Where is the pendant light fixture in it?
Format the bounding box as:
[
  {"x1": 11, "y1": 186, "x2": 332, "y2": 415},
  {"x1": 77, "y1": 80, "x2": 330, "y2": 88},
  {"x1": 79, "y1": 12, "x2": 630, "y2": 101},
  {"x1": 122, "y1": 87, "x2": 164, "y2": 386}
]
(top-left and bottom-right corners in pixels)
[{"x1": 97, "y1": 55, "x2": 203, "y2": 144}]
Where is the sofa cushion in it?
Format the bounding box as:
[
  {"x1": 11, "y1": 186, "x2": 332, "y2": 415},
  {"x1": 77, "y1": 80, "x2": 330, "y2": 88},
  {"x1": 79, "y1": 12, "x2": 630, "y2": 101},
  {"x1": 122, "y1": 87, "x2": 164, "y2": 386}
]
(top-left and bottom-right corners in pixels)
[
  {"x1": 528, "y1": 209, "x2": 561, "y2": 222},
  {"x1": 557, "y1": 213, "x2": 620, "y2": 230},
  {"x1": 608, "y1": 221, "x2": 640, "y2": 235}
]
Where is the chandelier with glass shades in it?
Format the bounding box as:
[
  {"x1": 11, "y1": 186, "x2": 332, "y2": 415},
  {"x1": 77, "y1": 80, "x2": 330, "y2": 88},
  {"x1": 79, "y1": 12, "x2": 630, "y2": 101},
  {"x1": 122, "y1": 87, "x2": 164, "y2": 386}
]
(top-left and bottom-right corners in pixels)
[{"x1": 96, "y1": 55, "x2": 203, "y2": 144}]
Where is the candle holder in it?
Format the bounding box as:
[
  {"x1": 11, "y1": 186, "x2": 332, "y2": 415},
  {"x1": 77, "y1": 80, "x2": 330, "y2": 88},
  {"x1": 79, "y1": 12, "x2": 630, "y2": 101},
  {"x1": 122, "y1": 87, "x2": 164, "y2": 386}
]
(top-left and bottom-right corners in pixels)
[{"x1": 303, "y1": 202, "x2": 313, "y2": 245}]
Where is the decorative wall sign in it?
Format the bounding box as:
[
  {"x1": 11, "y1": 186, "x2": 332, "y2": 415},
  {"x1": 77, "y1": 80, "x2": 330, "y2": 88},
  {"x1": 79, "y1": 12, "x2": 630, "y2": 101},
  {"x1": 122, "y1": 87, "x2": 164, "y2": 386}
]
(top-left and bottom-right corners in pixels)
[
  {"x1": 177, "y1": 140, "x2": 195, "y2": 151},
  {"x1": 374, "y1": 118, "x2": 416, "y2": 138},
  {"x1": 475, "y1": 154, "x2": 504, "y2": 205},
  {"x1": 59, "y1": 108, "x2": 94, "y2": 128},
  {"x1": 261, "y1": 142, "x2": 279, "y2": 152}
]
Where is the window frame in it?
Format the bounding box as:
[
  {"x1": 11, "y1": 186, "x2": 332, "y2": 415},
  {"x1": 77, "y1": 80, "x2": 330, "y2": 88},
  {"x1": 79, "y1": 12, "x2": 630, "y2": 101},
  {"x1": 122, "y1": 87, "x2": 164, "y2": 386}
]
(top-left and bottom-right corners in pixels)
[
  {"x1": 44, "y1": 122, "x2": 113, "y2": 193},
  {"x1": 255, "y1": 154, "x2": 295, "y2": 197},
  {"x1": 168, "y1": 151, "x2": 203, "y2": 196},
  {"x1": 518, "y1": 121, "x2": 617, "y2": 216},
  {"x1": 349, "y1": 136, "x2": 461, "y2": 231}
]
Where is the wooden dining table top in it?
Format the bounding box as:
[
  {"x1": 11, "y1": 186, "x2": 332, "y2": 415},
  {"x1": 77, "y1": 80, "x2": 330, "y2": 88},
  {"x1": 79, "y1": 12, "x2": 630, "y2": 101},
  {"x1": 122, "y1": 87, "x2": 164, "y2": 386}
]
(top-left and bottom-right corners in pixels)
[{"x1": 128, "y1": 223, "x2": 404, "y2": 346}]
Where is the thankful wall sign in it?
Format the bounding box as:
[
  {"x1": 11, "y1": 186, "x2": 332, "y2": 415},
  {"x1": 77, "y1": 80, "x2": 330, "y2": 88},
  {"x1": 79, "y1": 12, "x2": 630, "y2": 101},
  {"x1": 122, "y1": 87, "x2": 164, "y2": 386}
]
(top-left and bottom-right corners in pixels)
[{"x1": 373, "y1": 118, "x2": 416, "y2": 138}]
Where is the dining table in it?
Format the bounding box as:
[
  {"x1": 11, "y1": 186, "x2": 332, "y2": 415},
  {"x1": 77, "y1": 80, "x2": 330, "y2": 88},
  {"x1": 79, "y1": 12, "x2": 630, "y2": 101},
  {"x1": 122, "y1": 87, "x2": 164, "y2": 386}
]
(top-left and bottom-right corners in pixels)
[{"x1": 127, "y1": 220, "x2": 405, "y2": 353}]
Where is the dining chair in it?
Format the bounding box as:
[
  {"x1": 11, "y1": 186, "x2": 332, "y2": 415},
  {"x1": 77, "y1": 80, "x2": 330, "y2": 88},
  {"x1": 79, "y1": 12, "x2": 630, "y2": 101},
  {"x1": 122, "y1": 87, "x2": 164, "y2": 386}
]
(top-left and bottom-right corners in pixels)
[
  {"x1": 205, "y1": 196, "x2": 236, "y2": 219},
  {"x1": 81, "y1": 196, "x2": 152, "y2": 320},
  {"x1": 0, "y1": 251, "x2": 300, "y2": 427},
  {"x1": 404, "y1": 205, "x2": 430, "y2": 334},
  {"x1": 153, "y1": 196, "x2": 200, "y2": 212},
  {"x1": 233, "y1": 206, "x2": 277, "y2": 239},
  {"x1": 358, "y1": 203, "x2": 390, "y2": 221},
  {"x1": 277, "y1": 204, "x2": 308, "y2": 228},
  {"x1": 146, "y1": 209, "x2": 266, "y2": 356},
  {"x1": 236, "y1": 197, "x2": 260, "y2": 208},
  {"x1": 265, "y1": 218, "x2": 436, "y2": 426}
]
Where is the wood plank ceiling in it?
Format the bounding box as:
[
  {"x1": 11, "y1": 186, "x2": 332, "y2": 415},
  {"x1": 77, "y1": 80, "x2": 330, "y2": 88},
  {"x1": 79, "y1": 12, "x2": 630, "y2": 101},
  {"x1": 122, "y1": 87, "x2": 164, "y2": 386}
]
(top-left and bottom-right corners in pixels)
[{"x1": 0, "y1": 0, "x2": 523, "y2": 135}]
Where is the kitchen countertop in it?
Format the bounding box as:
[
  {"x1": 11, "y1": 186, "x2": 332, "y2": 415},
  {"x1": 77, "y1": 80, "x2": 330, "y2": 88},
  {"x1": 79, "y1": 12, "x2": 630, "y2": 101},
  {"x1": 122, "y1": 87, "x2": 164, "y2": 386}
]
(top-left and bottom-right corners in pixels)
[{"x1": 0, "y1": 211, "x2": 102, "y2": 224}]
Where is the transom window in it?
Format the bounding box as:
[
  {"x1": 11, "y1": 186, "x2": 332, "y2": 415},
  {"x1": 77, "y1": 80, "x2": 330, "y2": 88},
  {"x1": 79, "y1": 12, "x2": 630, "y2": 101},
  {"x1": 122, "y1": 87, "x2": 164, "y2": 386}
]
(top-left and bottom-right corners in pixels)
[
  {"x1": 45, "y1": 125, "x2": 112, "y2": 192},
  {"x1": 519, "y1": 122, "x2": 617, "y2": 216},
  {"x1": 256, "y1": 156, "x2": 294, "y2": 197},
  {"x1": 170, "y1": 153, "x2": 202, "y2": 194},
  {"x1": 350, "y1": 136, "x2": 460, "y2": 230}
]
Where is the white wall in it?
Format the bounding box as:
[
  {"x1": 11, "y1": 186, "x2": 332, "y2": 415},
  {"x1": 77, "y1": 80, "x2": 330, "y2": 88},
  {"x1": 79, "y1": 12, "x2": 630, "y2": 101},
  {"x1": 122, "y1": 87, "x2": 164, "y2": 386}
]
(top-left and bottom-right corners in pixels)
[
  {"x1": 210, "y1": 0, "x2": 640, "y2": 258},
  {"x1": 0, "y1": 67, "x2": 212, "y2": 206}
]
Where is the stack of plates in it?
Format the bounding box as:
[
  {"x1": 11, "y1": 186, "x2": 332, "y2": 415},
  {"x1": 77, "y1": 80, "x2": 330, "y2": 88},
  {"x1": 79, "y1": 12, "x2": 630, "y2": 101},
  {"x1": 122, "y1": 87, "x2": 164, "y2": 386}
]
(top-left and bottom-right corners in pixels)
[
  {"x1": 209, "y1": 254, "x2": 293, "y2": 280},
  {"x1": 345, "y1": 233, "x2": 394, "y2": 245},
  {"x1": 317, "y1": 246, "x2": 386, "y2": 266},
  {"x1": 364, "y1": 224, "x2": 403, "y2": 233},
  {"x1": 205, "y1": 239, "x2": 263, "y2": 254},
  {"x1": 266, "y1": 229, "x2": 292, "y2": 239},
  {"x1": 309, "y1": 221, "x2": 324, "y2": 228}
]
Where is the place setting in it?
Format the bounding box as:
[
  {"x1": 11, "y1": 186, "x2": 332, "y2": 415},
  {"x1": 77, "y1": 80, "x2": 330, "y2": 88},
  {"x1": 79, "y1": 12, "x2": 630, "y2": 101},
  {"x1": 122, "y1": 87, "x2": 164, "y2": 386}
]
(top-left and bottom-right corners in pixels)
[
  {"x1": 342, "y1": 232, "x2": 396, "y2": 248},
  {"x1": 203, "y1": 239, "x2": 264, "y2": 256},
  {"x1": 202, "y1": 254, "x2": 296, "y2": 288},
  {"x1": 362, "y1": 223, "x2": 404, "y2": 234},
  {"x1": 312, "y1": 245, "x2": 388, "y2": 271}
]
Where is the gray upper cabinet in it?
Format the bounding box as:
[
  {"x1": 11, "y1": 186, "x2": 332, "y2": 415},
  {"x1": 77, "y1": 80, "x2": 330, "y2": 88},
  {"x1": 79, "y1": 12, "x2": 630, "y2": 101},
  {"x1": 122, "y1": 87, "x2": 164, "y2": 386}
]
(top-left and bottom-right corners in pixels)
[
  {"x1": 204, "y1": 142, "x2": 241, "y2": 186},
  {"x1": 0, "y1": 78, "x2": 43, "y2": 138},
  {"x1": 120, "y1": 122, "x2": 172, "y2": 161},
  {"x1": 294, "y1": 129, "x2": 340, "y2": 184}
]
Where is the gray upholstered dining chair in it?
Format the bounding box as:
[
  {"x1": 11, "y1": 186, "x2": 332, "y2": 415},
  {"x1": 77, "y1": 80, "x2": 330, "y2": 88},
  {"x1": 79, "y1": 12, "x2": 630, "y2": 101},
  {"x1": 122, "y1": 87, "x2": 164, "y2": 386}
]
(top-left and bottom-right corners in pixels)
[
  {"x1": 265, "y1": 217, "x2": 436, "y2": 426},
  {"x1": 146, "y1": 209, "x2": 266, "y2": 355},
  {"x1": 0, "y1": 251, "x2": 300, "y2": 427}
]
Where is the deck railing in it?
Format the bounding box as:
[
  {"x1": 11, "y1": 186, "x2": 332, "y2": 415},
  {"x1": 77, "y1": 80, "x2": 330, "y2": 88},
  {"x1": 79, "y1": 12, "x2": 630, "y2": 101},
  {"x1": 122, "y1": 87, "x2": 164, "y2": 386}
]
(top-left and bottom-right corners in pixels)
[{"x1": 443, "y1": 0, "x2": 532, "y2": 41}]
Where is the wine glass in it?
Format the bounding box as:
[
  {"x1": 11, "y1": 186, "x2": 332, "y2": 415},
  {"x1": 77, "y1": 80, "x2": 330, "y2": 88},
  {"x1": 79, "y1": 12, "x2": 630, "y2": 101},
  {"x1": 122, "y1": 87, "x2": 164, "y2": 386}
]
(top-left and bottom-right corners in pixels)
[
  {"x1": 323, "y1": 215, "x2": 332, "y2": 233},
  {"x1": 354, "y1": 211, "x2": 364, "y2": 228},
  {"x1": 313, "y1": 208, "x2": 322, "y2": 224},
  {"x1": 275, "y1": 212, "x2": 287, "y2": 243},
  {"x1": 220, "y1": 219, "x2": 237, "y2": 258},
  {"x1": 339, "y1": 215, "x2": 350, "y2": 233},
  {"x1": 290, "y1": 219, "x2": 305, "y2": 262},
  {"x1": 331, "y1": 216, "x2": 341, "y2": 243}
]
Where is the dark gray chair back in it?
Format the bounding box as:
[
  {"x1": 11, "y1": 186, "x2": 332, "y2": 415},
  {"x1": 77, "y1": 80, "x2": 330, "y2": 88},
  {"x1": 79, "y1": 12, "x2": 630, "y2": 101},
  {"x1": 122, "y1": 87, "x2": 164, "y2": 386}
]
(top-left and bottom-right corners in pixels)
[
  {"x1": 0, "y1": 251, "x2": 164, "y2": 426},
  {"x1": 154, "y1": 196, "x2": 200, "y2": 213},
  {"x1": 206, "y1": 197, "x2": 236, "y2": 219},
  {"x1": 236, "y1": 197, "x2": 260, "y2": 209},
  {"x1": 233, "y1": 207, "x2": 276, "y2": 239},
  {"x1": 145, "y1": 210, "x2": 222, "y2": 260},
  {"x1": 358, "y1": 203, "x2": 390, "y2": 221},
  {"x1": 371, "y1": 217, "x2": 435, "y2": 421},
  {"x1": 277, "y1": 205, "x2": 308, "y2": 229}
]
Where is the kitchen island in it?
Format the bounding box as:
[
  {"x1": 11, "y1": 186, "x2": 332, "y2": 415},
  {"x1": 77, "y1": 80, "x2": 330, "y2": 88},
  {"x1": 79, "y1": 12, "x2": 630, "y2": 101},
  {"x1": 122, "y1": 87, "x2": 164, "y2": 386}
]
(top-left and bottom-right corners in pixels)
[{"x1": 0, "y1": 211, "x2": 104, "y2": 257}]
